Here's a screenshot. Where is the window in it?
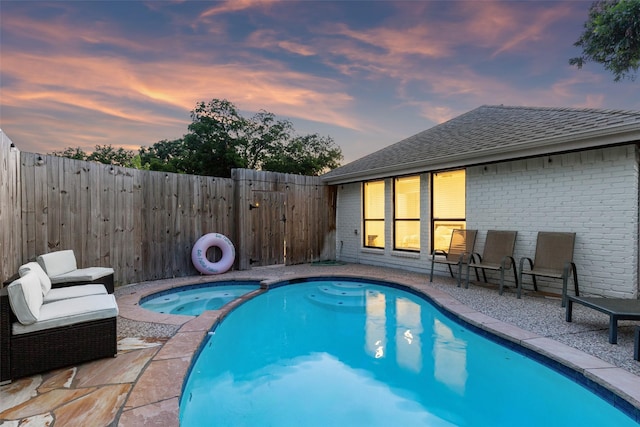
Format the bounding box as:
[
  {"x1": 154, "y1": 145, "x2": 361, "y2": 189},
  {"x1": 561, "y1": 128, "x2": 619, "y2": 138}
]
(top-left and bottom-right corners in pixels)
[
  {"x1": 394, "y1": 176, "x2": 420, "y2": 251},
  {"x1": 363, "y1": 180, "x2": 385, "y2": 248},
  {"x1": 432, "y1": 170, "x2": 466, "y2": 252}
]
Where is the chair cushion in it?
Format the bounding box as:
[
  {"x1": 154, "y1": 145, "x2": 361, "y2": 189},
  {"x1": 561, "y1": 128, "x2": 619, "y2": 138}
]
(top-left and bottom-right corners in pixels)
[
  {"x1": 43, "y1": 284, "x2": 108, "y2": 303},
  {"x1": 19, "y1": 262, "x2": 53, "y2": 295},
  {"x1": 12, "y1": 294, "x2": 119, "y2": 335},
  {"x1": 7, "y1": 272, "x2": 43, "y2": 325},
  {"x1": 49, "y1": 267, "x2": 114, "y2": 284},
  {"x1": 37, "y1": 250, "x2": 77, "y2": 277}
]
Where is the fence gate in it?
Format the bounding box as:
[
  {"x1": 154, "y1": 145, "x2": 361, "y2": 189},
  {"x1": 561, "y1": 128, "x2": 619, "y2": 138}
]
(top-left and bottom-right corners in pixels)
[{"x1": 248, "y1": 190, "x2": 286, "y2": 266}]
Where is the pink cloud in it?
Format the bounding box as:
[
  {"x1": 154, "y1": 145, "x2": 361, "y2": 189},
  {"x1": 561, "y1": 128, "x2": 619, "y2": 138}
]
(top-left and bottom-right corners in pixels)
[
  {"x1": 3, "y1": 11, "x2": 155, "y2": 54},
  {"x1": 199, "y1": 0, "x2": 278, "y2": 19},
  {"x1": 312, "y1": 1, "x2": 578, "y2": 82},
  {"x1": 327, "y1": 22, "x2": 452, "y2": 58},
  {"x1": 1, "y1": 46, "x2": 361, "y2": 149},
  {"x1": 416, "y1": 104, "x2": 459, "y2": 125},
  {"x1": 489, "y1": 5, "x2": 575, "y2": 58},
  {"x1": 277, "y1": 40, "x2": 317, "y2": 56},
  {"x1": 245, "y1": 29, "x2": 318, "y2": 56},
  {"x1": 394, "y1": 62, "x2": 619, "y2": 124},
  {"x1": 1, "y1": 9, "x2": 361, "y2": 135}
]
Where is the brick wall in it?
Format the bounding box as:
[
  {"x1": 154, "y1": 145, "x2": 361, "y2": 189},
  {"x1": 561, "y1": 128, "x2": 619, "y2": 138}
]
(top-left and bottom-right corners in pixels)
[
  {"x1": 334, "y1": 145, "x2": 639, "y2": 298},
  {"x1": 467, "y1": 145, "x2": 638, "y2": 298}
]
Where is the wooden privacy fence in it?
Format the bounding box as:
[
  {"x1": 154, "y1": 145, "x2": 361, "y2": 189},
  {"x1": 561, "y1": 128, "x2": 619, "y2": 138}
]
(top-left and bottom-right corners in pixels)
[
  {"x1": 233, "y1": 168, "x2": 337, "y2": 269},
  {"x1": 0, "y1": 133, "x2": 21, "y2": 285},
  {"x1": 0, "y1": 138, "x2": 336, "y2": 286}
]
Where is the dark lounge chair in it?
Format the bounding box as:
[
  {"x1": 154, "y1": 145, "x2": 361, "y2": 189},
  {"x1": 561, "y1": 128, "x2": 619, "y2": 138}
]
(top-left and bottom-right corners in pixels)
[
  {"x1": 430, "y1": 229, "x2": 477, "y2": 287},
  {"x1": 566, "y1": 295, "x2": 640, "y2": 344},
  {"x1": 466, "y1": 230, "x2": 518, "y2": 294},
  {"x1": 518, "y1": 231, "x2": 579, "y2": 306}
]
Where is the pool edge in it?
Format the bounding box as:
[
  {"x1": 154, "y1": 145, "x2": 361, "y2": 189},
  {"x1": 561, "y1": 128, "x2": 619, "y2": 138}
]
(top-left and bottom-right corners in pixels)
[{"x1": 119, "y1": 272, "x2": 640, "y2": 425}]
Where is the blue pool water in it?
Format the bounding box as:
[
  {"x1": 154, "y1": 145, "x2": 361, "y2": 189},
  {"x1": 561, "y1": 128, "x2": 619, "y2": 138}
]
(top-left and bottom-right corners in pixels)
[
  {"x1": 139, "y1": 282, "x2": 261, "y2": 316},
  {"x1": 180, "y1": 279, "x2": 639, "y2": 427}
]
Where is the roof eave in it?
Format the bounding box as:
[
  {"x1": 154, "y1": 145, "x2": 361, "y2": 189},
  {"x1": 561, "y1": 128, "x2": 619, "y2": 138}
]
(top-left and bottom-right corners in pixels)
[{"x1": 322, "y1": 124, "x2": 640, "y2": 185}]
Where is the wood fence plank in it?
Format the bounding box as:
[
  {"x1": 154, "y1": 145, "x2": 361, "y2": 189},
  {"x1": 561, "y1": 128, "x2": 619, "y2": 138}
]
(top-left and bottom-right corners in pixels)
[
  {"x1": 20, "y1": 153, "x2": 35, "y2": 262},
  {"x1": 87, "y1": 161, "x2": 102, "y2": 266}
]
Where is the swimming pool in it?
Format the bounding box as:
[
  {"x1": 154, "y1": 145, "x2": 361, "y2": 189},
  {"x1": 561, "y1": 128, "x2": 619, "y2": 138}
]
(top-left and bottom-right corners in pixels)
[
  {"x1": 139, "y1": 281, "x2": 261, "y2": 316},
  {"x1": 180, "y1": 278, "x2": 639, "y2": 426}
]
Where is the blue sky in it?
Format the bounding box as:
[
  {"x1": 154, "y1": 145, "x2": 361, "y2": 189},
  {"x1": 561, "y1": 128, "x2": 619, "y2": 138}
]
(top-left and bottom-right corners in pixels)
[{"x1": 1, "y1": 0, "x2": 639, "y2": 164}]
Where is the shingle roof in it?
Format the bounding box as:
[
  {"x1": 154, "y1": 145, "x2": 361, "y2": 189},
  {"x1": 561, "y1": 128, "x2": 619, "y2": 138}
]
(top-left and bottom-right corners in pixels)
[{"x1": 322, "y1": 105, "x2": 640, "y2": 184}]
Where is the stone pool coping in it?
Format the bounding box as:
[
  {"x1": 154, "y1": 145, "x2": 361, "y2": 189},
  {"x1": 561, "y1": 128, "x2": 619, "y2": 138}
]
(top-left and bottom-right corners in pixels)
[{"x1": 115, "y1": 265, "x2": 640, "y2": 425}]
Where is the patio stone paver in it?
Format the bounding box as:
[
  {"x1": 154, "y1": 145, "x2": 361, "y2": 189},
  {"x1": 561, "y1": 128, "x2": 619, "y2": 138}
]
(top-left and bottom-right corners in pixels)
[
  {"x1": 154, "y1": 331, "x2": 205, "y2": 361},
  {"x1": 39, "y1": 368, "x2": 76, "y2": 393},
  {"x1": 585, "y1": 366, "x2": 640, "y2": 404},
  {"x1": 118, "y1": 397, "x2": 180, "y2": 427},
  {"x1": 53, "y1": 383, "x2": 130, "y2": 426},
  {"x1": 481, "y1": 319, "x2": 542, "y2": 342},
  {"x1": 75, "y1": 346, "x2": 159, "y2": 387},
  {"x1": 0, "y1": 387, "x2": 97, "y2": 420},
  {"x1": 2, "y1": 413, "x2": 53, "y2": 426},
  {"x1": 456, "y1": 309, "x2": 504, "y2": 327},
  {"x1": 0, "y1": 376, "x2": 41, "y2": 413},
  {"x1": 178, "y1": 309, "x2": 220, "y2": 332},
  {"x1": 522, "y1": 336, "x2": 617, "y2": 372},
  {"x1": 124, "y1": 356, "x2": 191, "y2": 409}
]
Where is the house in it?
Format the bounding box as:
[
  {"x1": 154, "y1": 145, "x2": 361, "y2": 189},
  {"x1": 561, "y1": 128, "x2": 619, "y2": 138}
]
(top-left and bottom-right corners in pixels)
[{"x1": 321, "y1": 105, "x2": 640, "y2": 299}]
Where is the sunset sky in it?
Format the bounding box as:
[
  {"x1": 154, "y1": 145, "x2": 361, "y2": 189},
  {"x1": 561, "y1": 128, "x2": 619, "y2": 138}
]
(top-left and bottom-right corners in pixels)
[{"x1": 1, "y1": 0, "x2": 639, "y2": 164}]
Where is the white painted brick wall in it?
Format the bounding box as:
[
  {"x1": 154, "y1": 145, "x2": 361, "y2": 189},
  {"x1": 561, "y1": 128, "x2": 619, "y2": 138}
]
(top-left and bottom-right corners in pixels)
[
  {"x1": 467, "y1": 146, "x2": 638, "y2": 298},
  {"x1": 335, "y1": 182, "x2": 363, "y2": 263},
  {"x1": 334, "y1": 145, "x2": 639, "y2": 298}
]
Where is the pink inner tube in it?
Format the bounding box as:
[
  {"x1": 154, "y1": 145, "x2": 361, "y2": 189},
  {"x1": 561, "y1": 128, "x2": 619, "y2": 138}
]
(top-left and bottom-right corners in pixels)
[{"x1": 191, "y1": 233, "x2": 236, "y2": 275}]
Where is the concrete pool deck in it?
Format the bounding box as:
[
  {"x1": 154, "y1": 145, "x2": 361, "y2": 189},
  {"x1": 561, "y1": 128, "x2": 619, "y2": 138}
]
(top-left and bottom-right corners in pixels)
[{"x1": 1, "y1": 263, "x2": 640, "y2": 426}]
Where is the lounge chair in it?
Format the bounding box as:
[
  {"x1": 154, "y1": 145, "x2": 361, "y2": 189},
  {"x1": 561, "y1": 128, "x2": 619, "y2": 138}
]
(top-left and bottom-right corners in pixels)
[
  {"x1": 566, "y1": 295, "x2": 640, "y2": 344},
  {"x1": 429, "y1": 229, "x2": 477, "y2": 286},
  {"x1": 1, "y1": 271, "x2": 118, "y2": 383},
  {"x1": 466, "y1": 230, "x2": 518, "y2": 294},
  {"x1": 18, "y1": 262, "x2": 108, "y2": 302},
  {"x1": 518, "y1": 231, "x2": 579, "y2": 306},
  {"x1": 37, "y1": 249, "x2": 114, "y2": 293}
]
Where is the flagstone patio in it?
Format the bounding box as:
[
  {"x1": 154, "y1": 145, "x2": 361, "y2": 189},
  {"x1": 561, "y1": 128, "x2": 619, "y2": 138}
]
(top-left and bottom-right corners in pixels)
[{"x1": 1, "y1": 263, "x2": 639, "y2": 426}]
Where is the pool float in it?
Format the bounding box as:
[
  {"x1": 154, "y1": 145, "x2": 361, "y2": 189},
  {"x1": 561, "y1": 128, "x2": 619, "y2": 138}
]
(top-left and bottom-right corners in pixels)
[{"x1": 191, "y1": 233, "x2": 236, "y2": 274}]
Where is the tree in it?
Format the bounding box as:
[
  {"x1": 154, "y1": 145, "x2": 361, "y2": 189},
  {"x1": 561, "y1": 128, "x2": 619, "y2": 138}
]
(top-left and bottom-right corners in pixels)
[
  {"x1": 241, "y1": 110, "x2": 294, "y2": 170},
  {"x1": 570, "y1": 0, "x2": 640, "y2": 81},
  {"x1": 52, "y1": 147, "x2": 88, "y2": 160},
  {"x1": 53, "y1": 144, "x2": 137, "y2": 167},
  {"x1": 262, "y1": 133, "x2": 342, "y2": 175},
  {"x1": 139, "y1": 138, "x2": 188, "y2": 173},
  {"x1": 86, "y1": 145, "x2": 137, "y2": 167},
  {"x1": 54, "y1": 99, "x2": 343, "y2": 177},
  {"x1": 140, "y1": 99, "x2": 343, "y2": 177},
  {"x1": 181, "y1": 99, "x2": 248, "y2": 177}
]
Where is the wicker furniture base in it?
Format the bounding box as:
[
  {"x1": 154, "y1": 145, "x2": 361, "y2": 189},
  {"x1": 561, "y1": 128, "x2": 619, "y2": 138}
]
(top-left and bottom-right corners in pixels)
[
  {"x1": 1, "y1": 288, "x2": 117, "y2": 383},
  {"x1": 0, "y1": 290, "x2": 10, "y2": 383}
]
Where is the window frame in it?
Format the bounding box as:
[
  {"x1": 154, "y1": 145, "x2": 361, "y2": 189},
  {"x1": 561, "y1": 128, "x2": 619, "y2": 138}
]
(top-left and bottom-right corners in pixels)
[
  {"x1": 362, "y1": 179, "x2": 385, "y2": 249},
  {"x1": 430, "y1": 169, "x2": 466, "y2": 253},
  {"x1": 393, "y1": 175, "x2": 420, "y2": 252}
]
